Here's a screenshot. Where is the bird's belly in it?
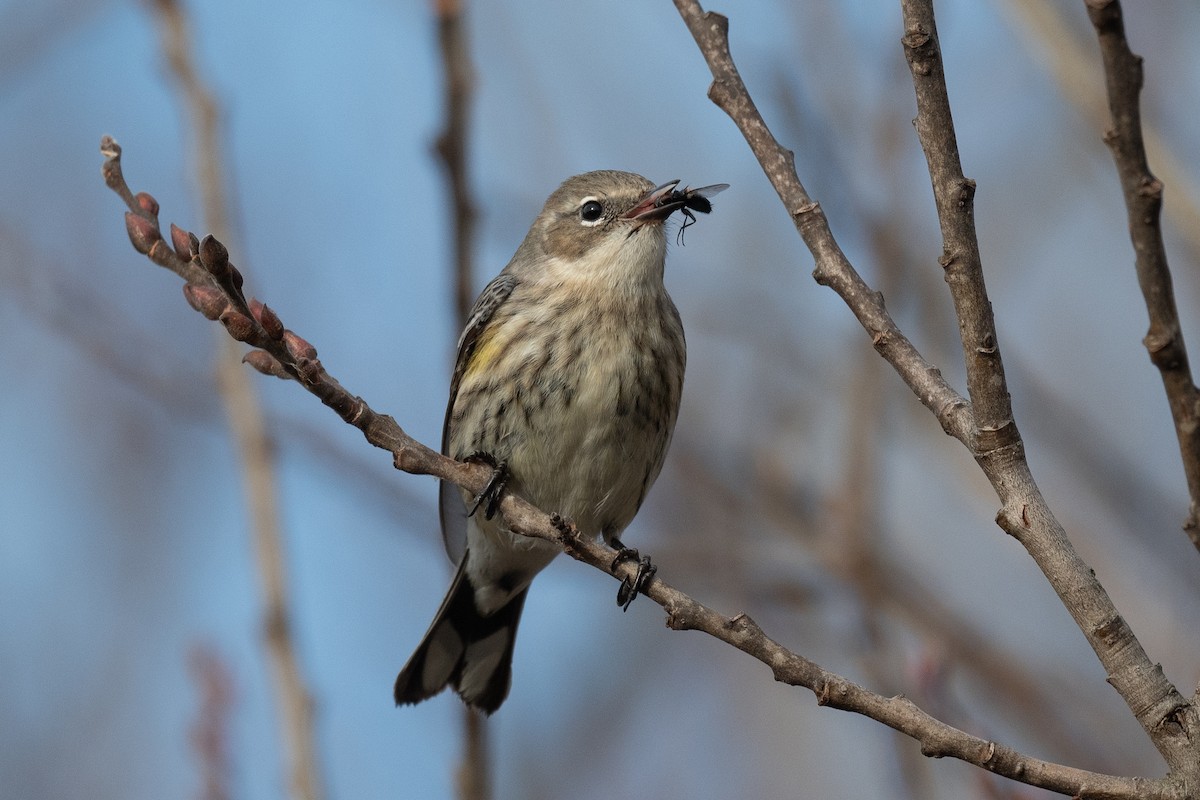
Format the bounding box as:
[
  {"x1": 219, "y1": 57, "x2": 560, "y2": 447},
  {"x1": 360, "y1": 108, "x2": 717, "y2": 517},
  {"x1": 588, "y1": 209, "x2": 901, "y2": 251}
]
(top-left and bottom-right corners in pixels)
[{"x1": 506, "y1": 354, "x2": 661, "y2": 537}]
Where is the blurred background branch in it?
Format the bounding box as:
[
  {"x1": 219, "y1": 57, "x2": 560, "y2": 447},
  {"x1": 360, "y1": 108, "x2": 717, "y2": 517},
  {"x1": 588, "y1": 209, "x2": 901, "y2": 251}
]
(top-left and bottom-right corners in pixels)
[
  {"x1": 188, "y1": 644, "x2": 235, "y2": 800},
  {"x1": 430, "y1": 0, "x2": 492, "y2": 796}
]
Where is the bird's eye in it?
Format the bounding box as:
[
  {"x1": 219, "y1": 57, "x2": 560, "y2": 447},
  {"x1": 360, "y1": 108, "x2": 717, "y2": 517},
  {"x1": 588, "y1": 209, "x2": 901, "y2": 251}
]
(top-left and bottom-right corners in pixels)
[{"x1": 579, "y1": 199, "x2": 604, "y2": 224}]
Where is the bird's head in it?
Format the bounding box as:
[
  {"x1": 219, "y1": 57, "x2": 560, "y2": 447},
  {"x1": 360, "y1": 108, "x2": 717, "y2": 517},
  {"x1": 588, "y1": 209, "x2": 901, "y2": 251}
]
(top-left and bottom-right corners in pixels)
[{"x1": 513, "y1": 171, "x2": 695, "y2": 288}]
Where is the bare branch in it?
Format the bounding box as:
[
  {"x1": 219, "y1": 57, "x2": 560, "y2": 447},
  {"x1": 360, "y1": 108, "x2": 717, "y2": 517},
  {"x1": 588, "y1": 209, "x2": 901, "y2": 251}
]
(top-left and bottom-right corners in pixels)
[
  {"x1": 1001, "y1": 0, "x2": 1200, "y2": 274},
  {"x1": 100, "y1": 137, "x2": 1186, "y2": 800},
  {"x1": 1084, "y1": 0, "x2": 1200, "y2": 550},
  {"x1": 670, "y1": 0, "x2": 1200, "y2": 788},
  {"x1": 899, "y1": 4, "x2": 1199, "y2": 769},
  {"x1": 899, "y1": 0, "x2": 1013, "y2": 440},
  {"x1": 670, "y1": 5, "x2": 972, "y2": 445}
]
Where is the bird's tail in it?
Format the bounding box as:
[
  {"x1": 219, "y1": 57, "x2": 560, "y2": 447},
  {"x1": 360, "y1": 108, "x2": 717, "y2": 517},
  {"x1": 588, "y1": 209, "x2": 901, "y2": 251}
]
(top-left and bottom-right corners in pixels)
[{"x1": 394, "y1": 553, "x2": 528, "y2": 715}]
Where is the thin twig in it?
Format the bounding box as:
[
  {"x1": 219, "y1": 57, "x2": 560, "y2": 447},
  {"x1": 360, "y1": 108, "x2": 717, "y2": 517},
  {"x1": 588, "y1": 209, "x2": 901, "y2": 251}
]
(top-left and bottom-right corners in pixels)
[
  {"x1": 1001, "y1": 0, "x2": 1200, "y2": 302},
  {"x1": 683, "y1": 8, "x2": 974, "y2": 444},
  {"x1": 669, "y1": 0, "x2": 1199, "y2": 788},
  {"x1": 144, "y1": 2, "x2": 325, "y2": 799},
  {"x1": 1083, "y1": 0, "x2": 1200, "y2": 551},
  {"x1": 100, "y1": 137, "x2": 1186, "y2": 800},
  {"x1": 898, "y1": 0, "x2": 1013, "y2": 439}
]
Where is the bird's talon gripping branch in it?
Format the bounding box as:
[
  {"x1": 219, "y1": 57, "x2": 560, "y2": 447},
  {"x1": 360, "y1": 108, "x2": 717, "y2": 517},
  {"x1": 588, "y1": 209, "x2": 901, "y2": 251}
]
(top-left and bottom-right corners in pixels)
[
  {"x1": 610, "y1": 539, "x2": 657, "y2": 611},
  {"x1": 464, "y1": 451, "x2": 508, "y2": 520}
]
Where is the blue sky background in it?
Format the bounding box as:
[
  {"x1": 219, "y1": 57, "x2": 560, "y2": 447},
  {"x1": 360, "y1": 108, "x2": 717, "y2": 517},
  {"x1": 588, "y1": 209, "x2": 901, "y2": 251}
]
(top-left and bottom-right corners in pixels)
[{"x1": 3, "y1": 2, "x2": 1200, "y2": 798}]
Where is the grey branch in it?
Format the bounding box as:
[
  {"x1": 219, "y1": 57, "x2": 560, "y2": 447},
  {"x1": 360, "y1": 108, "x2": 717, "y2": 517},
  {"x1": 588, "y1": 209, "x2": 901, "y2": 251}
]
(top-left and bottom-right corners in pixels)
[
  {"x1": 1084, "y1": 0, "x2": 1200, "y2": 551},
  {"x1": 671, "y1": 0, "x2": 1199, "y2": 793},
  {"x1": 899, "y1": 0, "x2": 1013, "y2": 436}
]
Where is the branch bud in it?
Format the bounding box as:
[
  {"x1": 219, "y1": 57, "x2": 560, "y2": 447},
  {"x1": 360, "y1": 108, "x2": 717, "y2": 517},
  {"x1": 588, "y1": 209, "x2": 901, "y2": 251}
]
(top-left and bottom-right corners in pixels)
[
  {"x1": 294, "y1": 358, "x2": 322, "y2": 384},
  {"x1": 218, "y1": 309, "x2": 257, "y2": 344},
  {"x1": 170, "y1": 224, "x2": 197, "y2": 259},
  {"x1": 283, "y1": 330, "x2": 318, "y2": 361},
  {"x1": 253, "y1": 301, "x2": 284, "y2": 340},
  {"x1": 198, "y1": 235, "x2": 230, "y2": 277},
  {"x1": 243, "y1": 350, "x2": 291, "y2": 379},
  {"x1": 182, "y1": 283, "x2": 227, "y2": 320},
  {"x1": 135, "y1": 192, "x2": 159, "y2": 217},
  {"x1": 124, "y1": 212, "x2": 162, "y2": 255}
]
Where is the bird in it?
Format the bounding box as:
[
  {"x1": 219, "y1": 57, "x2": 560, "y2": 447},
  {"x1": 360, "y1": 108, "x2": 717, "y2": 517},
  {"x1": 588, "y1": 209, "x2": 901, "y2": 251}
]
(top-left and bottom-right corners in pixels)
[{"x1": 394, "y1": 170, "x2": 723, "y2": 714}]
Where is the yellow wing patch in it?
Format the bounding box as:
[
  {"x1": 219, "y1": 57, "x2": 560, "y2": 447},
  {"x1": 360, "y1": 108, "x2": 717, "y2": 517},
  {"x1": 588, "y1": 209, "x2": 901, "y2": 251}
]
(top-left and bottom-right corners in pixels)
[{"x1": 462, "y1": 324, "x2": 505, "y2": 383}]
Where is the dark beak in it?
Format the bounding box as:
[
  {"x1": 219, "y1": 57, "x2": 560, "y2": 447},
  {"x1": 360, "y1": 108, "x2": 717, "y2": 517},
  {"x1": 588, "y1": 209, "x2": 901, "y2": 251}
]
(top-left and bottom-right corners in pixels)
[{"x1": 621, "y1": 179, "x2": 684, "y2": 223}]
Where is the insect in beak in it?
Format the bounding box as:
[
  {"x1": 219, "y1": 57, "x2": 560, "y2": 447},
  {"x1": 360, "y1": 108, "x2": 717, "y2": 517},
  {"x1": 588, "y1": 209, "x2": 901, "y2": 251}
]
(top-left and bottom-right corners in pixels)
[
  {"x1": 622, "y1": 180, "x2": 728, "y2": 243},
  {"x1": 622, "y1": 180, "x2": 685, "y2": 223}
]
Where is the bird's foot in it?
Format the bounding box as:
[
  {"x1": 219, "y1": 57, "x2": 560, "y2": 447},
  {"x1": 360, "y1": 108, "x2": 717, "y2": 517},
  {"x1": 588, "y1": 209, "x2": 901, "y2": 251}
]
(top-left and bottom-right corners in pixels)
[
  {"x1": 610, "y1": 539, "x2": 657, "y2": 612},
  {"x1": 464, "y1": 451, "x2": 508, "y2": 520}
]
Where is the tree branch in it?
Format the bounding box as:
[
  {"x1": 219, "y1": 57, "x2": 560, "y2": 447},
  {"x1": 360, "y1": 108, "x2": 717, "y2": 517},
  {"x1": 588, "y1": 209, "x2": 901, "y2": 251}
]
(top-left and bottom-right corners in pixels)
[
  {"x1": 100, "y1": 136, "x2": 1186, "y2": 800},
  {"x1": 1084, "y1": 0, "x2": 1200, "y2": 551},
  {"x1": 670, "y1": 0, "x2": 1199, "y2": 788},
  {"x1": 899, "y1": 0, "x2": 1013, "y2": 441},
  {"x1": 673, "y1": 6, "x2": 973, "y2": 445},
  {"x1": 1002, "y1": 0, "x2": 1200, "y2": 278}
]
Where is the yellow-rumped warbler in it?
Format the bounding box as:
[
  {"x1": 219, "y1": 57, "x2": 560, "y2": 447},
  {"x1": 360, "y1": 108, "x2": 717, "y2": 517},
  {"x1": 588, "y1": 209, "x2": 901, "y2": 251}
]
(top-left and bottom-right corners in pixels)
[{"x1": 394, "y1": 171, "x2": 724, "y2": 714}]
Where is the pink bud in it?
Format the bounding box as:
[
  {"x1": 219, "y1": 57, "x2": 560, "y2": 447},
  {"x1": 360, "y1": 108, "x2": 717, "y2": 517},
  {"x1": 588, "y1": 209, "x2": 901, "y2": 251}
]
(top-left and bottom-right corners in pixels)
[
  {"x1": 135, "y1": 192, "x2": 159, "y2": 217},
  {"x1": 242, "y1": 350, "x2": 290, "y2": 379},
  {"x1": 170, "y1": 224, "x2": 196, "y2": 259},
  {"x1": 182, "y1": 283, "x2": 227, "y2": 321},
  {"x1": 259, "y1": 304, "x2": 284, "y2": 340},
  {"x1": 283, "y1": 330, "x2": 317, "y2": 361},
  {"x1": 218, "y1": 309, "x2": 257, "y2": 344},
  {"x1": 124, "y1": 212, "x2": 161, "y2": 255}
]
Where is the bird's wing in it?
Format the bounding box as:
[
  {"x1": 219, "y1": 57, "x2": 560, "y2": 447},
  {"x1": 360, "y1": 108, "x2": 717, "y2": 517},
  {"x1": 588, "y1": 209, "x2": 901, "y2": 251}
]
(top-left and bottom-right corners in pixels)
[{"x1": 439, "y1": 273, "x2": 519, "y2": 562}]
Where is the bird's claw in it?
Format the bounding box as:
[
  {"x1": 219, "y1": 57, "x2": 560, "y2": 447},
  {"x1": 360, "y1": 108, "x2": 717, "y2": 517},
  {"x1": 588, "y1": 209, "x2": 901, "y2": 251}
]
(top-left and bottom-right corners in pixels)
[
  {"x1": 465, "y1": 451, "x2": 508, "y2": 520},
  {"x1": 611, "y1": 542, "x2": 656, "y2": 612}
]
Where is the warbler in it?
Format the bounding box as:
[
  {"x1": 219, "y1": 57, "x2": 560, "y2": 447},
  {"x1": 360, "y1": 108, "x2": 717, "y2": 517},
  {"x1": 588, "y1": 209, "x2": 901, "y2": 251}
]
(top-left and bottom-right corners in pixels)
[{"x1": 394, "y1": 171, "x2": 723, "y2": 714}]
